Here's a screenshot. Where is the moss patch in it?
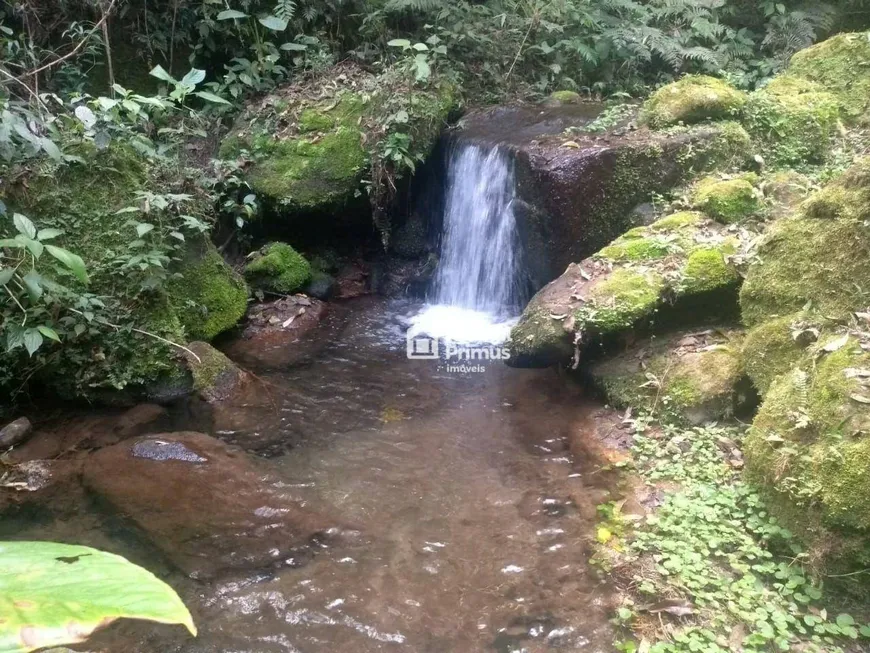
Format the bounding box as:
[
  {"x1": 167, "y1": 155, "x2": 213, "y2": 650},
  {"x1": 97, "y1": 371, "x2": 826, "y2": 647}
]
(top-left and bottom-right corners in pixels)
[
  {"x1": 741, "y1": 313, "x2": 811, "y2": 396},
  {"x1": 547, "y1": 90, "x2": 581, "y2": 105},
  {"x1": 739, "y1": 216, "x2": 870, "y2": 327},
  {"x1": 597, "y1": 237, "x2": 671, "y2": 263},
  {"x1": 680, "y1": 247, "x2": 739, "y2": 295},
  {"x1": 803, "y1": 156, "x2": 870, "y2": 222},
  {"x1": 167, "y1": 241, "x2": 248, "y2": 342},
  {"x1": 245, "y1": 242, "x2": 312, "y2": 294},
  {"x1": 691, "y1": 176, "x2": 760, "y2": 223},
  {"x1": 641, "y1": 75, "x2": 747, "y2": 129},
  {"x1": 743, "y1": 75, "x2": 840, "y2": 167},
  {"x1": 590, "y1": 328, "x2": 745, "y2": 425},
  {"x1": 787, "y1": 32, "x2": 870, "y2": 120},
  {"x1": 580, "y1": 269, "x2": 665, "y2": 333}
]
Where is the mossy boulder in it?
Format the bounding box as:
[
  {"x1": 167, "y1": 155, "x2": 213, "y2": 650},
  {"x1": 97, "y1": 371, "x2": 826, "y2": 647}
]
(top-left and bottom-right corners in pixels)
[
  {"x1": 183, "y1": 341, "x2": 250, "y2": 403},
  {"x1": 167, "y1": 239, "x2": 248, "y2": 342},
  {"x1": 641, "y1": 75, "x2": 747, "y2": 129},
  {"x1": 1, "y1": 144, "x2": 246, "y2": 399},
  {"x1": 589, "y1": 328, "x2": 748, "y2": 425},
  {"x1": 508, "y1": 211, "x2": 745, "y2": 368},
  {"x1": 740, "y1": 162, "x2": 870, "y2": 327},
  {"x1": 741, "y1": 313, "x2": 813, "y2": 396},
  {"x1": 220, "y1": 62, "x2": 457, "y2": 218},
  {"x1": 787, "y1": 32, "x2": 870, "y2": 120},
  {"x1": 742, "y1": 76, "x2": 840, "y2": 167},
  {"x1": 245, "y1": 242, "x2": 312, "y2": 294},
  {"x1": 745, "y1": 333, "x2": 870, "y2": 569},
  {"x1": 544, "y1": 90, "x2": 582, "y2": 107},
  {"x1": 691, "y1": 175, "x2": 761, "y2": 223}
]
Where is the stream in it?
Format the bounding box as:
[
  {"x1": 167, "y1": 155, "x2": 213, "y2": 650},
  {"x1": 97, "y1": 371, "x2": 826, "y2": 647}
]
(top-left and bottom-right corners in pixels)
[{"x1": 4, "y1": 138, "x2": 624, "y2": 652}]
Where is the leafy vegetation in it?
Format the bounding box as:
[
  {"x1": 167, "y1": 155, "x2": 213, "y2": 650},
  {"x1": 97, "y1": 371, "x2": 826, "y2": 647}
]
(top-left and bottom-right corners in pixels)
[
  {"x1": 603, "y1": 419, "x2": 870, "y2": 653},
  {"x1": 0, "y1": 541, "x2": 194, "y2": 652}
]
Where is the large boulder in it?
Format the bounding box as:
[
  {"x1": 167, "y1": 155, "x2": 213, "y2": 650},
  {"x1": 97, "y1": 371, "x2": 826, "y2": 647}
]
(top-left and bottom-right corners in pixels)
[
  {"x1": 1, "y1": 144, "x2": 247, "y2": 400},
  {"x1": 83, "y1": 432, "x2": 338, "y2": 578},
  {"x1": 589, "y1": 327, "x2": 748, "y2": 425},
  {"x1": 742, "y1": 76, "x2": 840, "y2": 167},
  {"x1": 786, "y1": 32, "x2": 870, "y2": 120},
  {"x1": 508, "y1": 210, "x2": 746, "y2": 368},
  {"x1": 690, "y1": 173, "x2": 762, "y2": 224},
  {"x1": 220, "y1": 61, "x2": 457, "y2": 223},
  {"x1": 244, "y1": 242, "x2": 312, "y2": 294},
  {"x1": 639, "y1": 75, "x2": 747, "y2": 128},
  {"x1": 458, "y1": 108, "x2": 752, "y2": 287}
]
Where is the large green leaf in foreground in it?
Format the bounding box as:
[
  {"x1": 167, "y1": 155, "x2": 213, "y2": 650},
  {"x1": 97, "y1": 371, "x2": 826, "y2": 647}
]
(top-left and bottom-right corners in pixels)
[{"x1": 0, "y1": 541, "x2": 196, "y2": 652}]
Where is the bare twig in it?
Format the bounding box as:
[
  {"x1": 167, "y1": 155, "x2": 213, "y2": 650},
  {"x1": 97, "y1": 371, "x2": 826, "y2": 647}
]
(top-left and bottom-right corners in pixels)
[{"x1": 100, "y1": 1, "x2": 116, "y2": 95}]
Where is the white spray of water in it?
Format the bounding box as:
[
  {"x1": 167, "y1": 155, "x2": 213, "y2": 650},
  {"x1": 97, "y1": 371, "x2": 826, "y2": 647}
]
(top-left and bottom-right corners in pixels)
[{"x1": 409, "y1": 143, "x2": 524, "y2": 344}]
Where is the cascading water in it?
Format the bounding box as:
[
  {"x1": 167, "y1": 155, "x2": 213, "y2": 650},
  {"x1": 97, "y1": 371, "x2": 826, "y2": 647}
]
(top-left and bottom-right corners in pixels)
[{"x1": 409, "y1": 142, "x2": 526, "y2": 344}]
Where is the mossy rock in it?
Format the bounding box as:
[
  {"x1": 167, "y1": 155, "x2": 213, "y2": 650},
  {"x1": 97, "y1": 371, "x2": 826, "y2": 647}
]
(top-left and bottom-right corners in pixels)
[
  {"x1": 739, "y1": 215, "x2": 870, "y2": 327},
  {"x1": 787, "y1": 32, "x2": 870, "y2": 120},
  {"x1": 741, "y1": 313, "x2": 814, "y2": 396},
  {"x1": 589, "y1": 328, "x2": 747, "y2": 425},
  {"x1": 183, "y1": 341, "x2": 249, "y2": 403},
  {"x1": 743, "y1": 76, "x2": 840, "y2": 167},
  {"x1": 220, "y1": 62, "x2": 458, "y2": 217},
  {"x1": 508, "y1": 212, "x2": 745, "y2": 368},
  {"x1": 1, "y1": 144, "x2": 246, "y2": 399},
  {"x1": 641, "y1": 75, "x2": 747, "y2": 129},
  {"x1": 167, "y1": 240, "x2": 248, "y2": 342},
  {"x1": 691, "y1": 176, "x2": 760, "y2": 224},
  {"x1": 745, "y1": 334, "x2": 870, "y2": 569},
  {"x1": 802, "y1": 156, "x2": 870, "y2": 222},
  {"x1": 545, "y1": 90, "x2": 582, "y2": 106},
  {"x1": 245, "y1": 242, "x2": 312, "y2": 294}
]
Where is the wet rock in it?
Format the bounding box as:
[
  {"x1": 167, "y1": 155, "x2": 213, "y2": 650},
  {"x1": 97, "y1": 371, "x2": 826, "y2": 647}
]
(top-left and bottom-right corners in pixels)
[
  {"x1": 391, "y1": 211, "x2": 430, "y2": 259},
  {"x1": 222, "y1": 295, "x2": 331, "y2": 369},
  {"x1": 0, "y1": 417, "x2": 32, "y2": 450},
  {"x1": 183, "y1": 342, "x2": 250, "y2": 403},
  {"x1": 588, "y1": 328, "x2": 753, "y2": 425},
  {"x1": 304, "y1": 271, "x2": 337, "y2": 300},
  {"x1": 508, "y1": 211, "x2": 747, "y2": 368},
  {"x1": 82, "y1": 432, "x2": 337, "y2": 578}
]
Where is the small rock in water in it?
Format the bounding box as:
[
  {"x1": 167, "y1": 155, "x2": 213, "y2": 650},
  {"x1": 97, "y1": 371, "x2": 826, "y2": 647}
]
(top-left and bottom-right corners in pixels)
[
  {"x1": 0, "y1": 417, "x2": 33, "y2": 450},
  {"x1": 132, "y1": 439, "x2": 207, "y2": 463}
]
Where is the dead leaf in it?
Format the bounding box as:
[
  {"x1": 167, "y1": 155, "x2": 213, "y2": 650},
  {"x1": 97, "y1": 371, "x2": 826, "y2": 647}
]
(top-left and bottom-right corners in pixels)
[
  {"x1": 823, "y1": 334, "x2": 849, "y2": 353},
  {"x1": 850, "y1": 394, "x2": 870, "y2": 404},
  {"x1": 561, "y1": 140, "x2": 581, "y2": 149},
  {"x1": 640, "y1": 598, "x2": 694, "y2": 617}
]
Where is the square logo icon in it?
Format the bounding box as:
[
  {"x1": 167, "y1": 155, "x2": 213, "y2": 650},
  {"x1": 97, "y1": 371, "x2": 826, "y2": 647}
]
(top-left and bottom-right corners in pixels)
[{"x1": 406, "y1": 333, "x2": 440, "y2": 359}]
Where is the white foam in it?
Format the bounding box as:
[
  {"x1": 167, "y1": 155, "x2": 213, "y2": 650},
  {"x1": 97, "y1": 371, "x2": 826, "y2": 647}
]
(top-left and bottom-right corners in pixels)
[{"x1": 408, "y1": 304, "x2": 517, "y2": 345}]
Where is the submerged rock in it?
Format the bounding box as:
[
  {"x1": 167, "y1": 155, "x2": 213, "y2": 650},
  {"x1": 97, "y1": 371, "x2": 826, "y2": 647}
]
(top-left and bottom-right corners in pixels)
[
  {"x1": 82, "y1": 432, "x2": 337, "y2": 578},
  {"x1": 221, "y1": 294, "x2": 331, "y2": 370},
  {"x1": 0, "y1": 417, "x2": 32, "y2": 450},
  {"x1": 589, "y1": 328, "x2": 750, "y2": 425},
  {"x1": 508, "y1": 211, "x2": 746, "y2": 368},
  {"x1": 640, "y1": 75, "x2": 747, "y2": 128}
]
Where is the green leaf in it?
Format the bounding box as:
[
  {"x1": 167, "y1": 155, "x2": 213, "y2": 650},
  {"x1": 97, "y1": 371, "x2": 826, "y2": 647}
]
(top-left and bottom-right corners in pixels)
[
  {"x1": 258, "y1": 15, "x2": 287, "y2": 31},
  {"x1": 837, "y1": 614, "x2": 856, "y2": 628},
  {"x1": 13, "y1": 214, "x2": 36, "y2": 239},
  {"x1": 22, "y1": 270, "x2": 42, "y2": 302},
  {"x1": 387, "y1": 38, "x2": 411, "y2": 48},
  {"x1": 194, "y1": 91, "x2": 231, "y2": 105},
  {"x1": 37, "y1": 228, "x2": 63, "y2": 241},
  {"x1": 280, "y1": 42, "x2": 307, "y2": 51},
  {"x1": 149, "y1": 64, "x2": 177, "y2": 84},
  {"x1": 136, "y1": 223, "x2": 155, "y2": 237},
  {"x1": 0, "y1": 268, "x2": 13, "y2": 285},
  {"x1": 37, "y1": 326, "x2": 61, "y2": 342},
  {"x1": 181, "y1": 68, "x2": 206, "y2": 87},
  {"x1": 217, "y1": 9, "x2": 248, "y2": 19},
  {"x1": 24, "y1": 238, "x2": 43, "y2": 260},
  {"x1": 40, "y1": 138, "x2": 62, "y2": 161},
  {"x1": 45, "y1": 245, "x2": 89, "y2": 284},
  {"x1": 0, "y1": 541, "x2": 196, "y2": 652},
  {"x1": 23, "y1": 329, "x2": 43, "y2": 356},
  {"x1": 412, "y1": 42, "x2": 429, "y2": 51}
]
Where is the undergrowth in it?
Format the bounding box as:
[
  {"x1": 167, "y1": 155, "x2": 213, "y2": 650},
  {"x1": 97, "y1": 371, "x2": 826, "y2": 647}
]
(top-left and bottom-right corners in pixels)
[{"x1": 601, "y1": 419, "x2": 870, "y2": 653}]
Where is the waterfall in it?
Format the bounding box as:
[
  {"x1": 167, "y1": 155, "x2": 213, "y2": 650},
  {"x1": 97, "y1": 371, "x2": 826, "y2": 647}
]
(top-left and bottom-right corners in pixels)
[{"x1": 409, "y1": 142, "x2": 525, "y2": 344}]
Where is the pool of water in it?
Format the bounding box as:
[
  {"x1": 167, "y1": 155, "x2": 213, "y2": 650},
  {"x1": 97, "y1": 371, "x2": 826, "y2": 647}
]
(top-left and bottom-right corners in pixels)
[{"x1": 9, "y1": 298, "x2": 619, "y2": 653}]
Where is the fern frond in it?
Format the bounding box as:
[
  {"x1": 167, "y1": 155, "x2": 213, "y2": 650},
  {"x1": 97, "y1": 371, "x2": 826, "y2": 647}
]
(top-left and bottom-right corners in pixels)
[{"x1": 274, "y1": 0, "x2": 296, "y2": 21}]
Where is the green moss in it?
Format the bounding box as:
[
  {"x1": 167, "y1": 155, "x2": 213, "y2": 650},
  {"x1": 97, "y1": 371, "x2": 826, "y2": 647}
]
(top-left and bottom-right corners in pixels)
[
  {"x1": 507, "y1": 307, "x2": 574, "y2": 367},
  {"x1": 746, "y1": 338, "x2": 870, "y2": 557},
  {"x1": 245, "y1": 242, "x2": 312, "y2": 294},
  {"x1": 597, "y1": 237, "x2": 671, "y2": 262},
  {"x1": 680, "y1": 247, "x2": 739, "y2": 295},
  {"x1": 187, "y1": 343, "x2": 236, "y2": 395},
  {"x1": 741, "y1": 314, "x2": 809, "y2": 396},
  {"x1": 590, "y1": 330, "x2": 745, "y2": 425},
  {"x1": 649, "y1": 211, "x2": 704, "y2": 232},
  {"x1": 803, "y1": 157, "x2": 870, "y2": 222},
  {"x1": 548, "y1": 90, "x2": 581, "y2": 105},
  {"x1": 692, "y1": 176, "x2": 760, "y2": 223},
  {"x1": 167, "y1": 242, "x2": 248, "y2": 341},
  {"x1": 641, "y1": 75, "x2": 747, "y2": 129},
  {"x1": 743, "y1": 75, "x2": 840, "y2": 167},
  {"x1": 739, "y1": 217, "x2": 870, "y2": 326},
  {"x1": 298, "y1": 107, "x2": 336, "y2": 133},
  {"x1": 787, "y1": 32, "x2": 870, "y2": 120},
  {"x1": 581, "y1": 269, "x2": 665, "y2": 333}
]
